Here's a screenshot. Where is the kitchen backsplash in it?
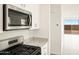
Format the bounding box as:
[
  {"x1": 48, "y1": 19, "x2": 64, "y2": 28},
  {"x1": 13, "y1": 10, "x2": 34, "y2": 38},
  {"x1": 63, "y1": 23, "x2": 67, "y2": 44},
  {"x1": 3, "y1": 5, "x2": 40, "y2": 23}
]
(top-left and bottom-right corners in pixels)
[{"x1": 0, "y1": 30, "x2": 33, "y2": 41}]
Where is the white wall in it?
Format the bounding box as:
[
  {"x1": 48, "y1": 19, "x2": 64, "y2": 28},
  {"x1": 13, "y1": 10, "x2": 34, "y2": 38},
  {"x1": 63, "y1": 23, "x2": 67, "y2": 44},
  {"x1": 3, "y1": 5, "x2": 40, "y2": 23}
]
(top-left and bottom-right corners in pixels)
[
  {"x1": 50, "y1": 4, "x2": 61, "y2": 55},
  {"x1": 62, "y1": 4, "x2": 79, "y2": 19},
  {"x1": 62, "y1": 4, "x2": 79, "y2": 54},
  {"x1": 33, "y1": 4, "x2": 49, "y2": 39}
]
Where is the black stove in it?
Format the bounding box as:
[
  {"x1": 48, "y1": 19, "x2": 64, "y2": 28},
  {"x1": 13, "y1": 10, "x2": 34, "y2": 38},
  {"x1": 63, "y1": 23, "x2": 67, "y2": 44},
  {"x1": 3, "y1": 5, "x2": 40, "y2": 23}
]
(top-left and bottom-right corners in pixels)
[
  {"x1": 0, "y1": 44, "x2": 41, "y2": 55},
  {"x1": 0, "y1": 36, "x2": 41, "y2": 55}
]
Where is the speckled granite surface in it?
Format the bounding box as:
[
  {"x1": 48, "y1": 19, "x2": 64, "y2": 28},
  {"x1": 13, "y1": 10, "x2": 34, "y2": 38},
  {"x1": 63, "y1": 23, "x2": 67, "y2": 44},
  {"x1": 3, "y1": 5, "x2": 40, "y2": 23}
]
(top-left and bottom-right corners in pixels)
[{"x1": 24, "y1": 37, "x2": 48, "y2": 47}]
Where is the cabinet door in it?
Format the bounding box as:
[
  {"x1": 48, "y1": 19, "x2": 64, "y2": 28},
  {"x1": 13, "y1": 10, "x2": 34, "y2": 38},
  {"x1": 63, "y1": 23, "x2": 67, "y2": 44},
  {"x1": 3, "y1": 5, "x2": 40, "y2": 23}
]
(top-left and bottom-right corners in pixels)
[
  {"x1": 41, "y1": 43, "x2": 48, "y2": 55},
  {"x1": 25, "y1": 4, "x2": 40, "y2": 30},
  {"x1": 11, "y1": 4, "x2": 26, "y2": 11},
  {"x1": 0, "y1": 4, "x2": 3, "y2": 33},
  {"x1": 11, "y1": 4, "x2": 20, "y2": 8}
]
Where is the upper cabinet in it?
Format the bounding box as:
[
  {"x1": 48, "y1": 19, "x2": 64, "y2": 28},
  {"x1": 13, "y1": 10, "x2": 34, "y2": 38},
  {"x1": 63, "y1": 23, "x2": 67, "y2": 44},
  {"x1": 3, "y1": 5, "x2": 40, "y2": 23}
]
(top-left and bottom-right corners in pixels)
[
  {"x1": 0, "y1": 4, "x2": 3, "y2": 33},
  {"x1": 11, "y1": 4, "x2": 25, "y2": 10},
  {"x1": 12, "y1": 4, "x2": 40, "y2": 30}
]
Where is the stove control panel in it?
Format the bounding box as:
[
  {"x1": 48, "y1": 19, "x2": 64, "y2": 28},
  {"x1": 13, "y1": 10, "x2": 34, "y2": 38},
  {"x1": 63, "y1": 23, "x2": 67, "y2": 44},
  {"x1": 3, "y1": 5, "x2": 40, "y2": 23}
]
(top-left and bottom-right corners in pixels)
[{"x1": 8, "y1": 39, "x2": 18, "y2": 45}]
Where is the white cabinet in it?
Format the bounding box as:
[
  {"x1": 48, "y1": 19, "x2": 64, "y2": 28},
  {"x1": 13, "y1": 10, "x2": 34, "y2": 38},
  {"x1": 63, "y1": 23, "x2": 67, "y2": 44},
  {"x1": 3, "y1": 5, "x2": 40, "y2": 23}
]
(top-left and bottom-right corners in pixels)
[
  {"x1": 0, "y1": 4, "x2": 3, "y2": 33},
  {"x1": 11, "y1": 4, "x2": 25, "y2": 10},
  {"x1": 11, "y1": 4, "x2": 20, "y2": 8},
  {"x1": 41, "y1": 43, "x2": 48, "y2": 55}
]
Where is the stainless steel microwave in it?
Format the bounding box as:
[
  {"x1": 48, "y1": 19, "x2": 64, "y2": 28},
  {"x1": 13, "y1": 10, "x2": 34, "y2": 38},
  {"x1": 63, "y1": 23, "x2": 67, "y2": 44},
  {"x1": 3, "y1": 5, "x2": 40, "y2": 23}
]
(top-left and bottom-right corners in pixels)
[{"x1": 3, "y1": 4, "x2": 32, "y2": 31}]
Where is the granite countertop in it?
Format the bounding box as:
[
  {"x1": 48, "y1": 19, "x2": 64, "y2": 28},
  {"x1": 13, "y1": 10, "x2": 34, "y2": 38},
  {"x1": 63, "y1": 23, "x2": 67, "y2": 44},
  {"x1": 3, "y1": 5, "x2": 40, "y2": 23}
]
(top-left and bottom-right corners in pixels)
[{"x1": 24, "y1": 37, "x2": 48, "y2": 47}]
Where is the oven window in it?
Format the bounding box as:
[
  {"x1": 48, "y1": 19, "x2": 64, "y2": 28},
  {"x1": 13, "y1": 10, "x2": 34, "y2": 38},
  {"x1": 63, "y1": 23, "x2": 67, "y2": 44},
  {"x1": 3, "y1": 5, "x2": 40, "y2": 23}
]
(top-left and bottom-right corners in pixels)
[{"x1": 8, "y1": 9, "x2": 30, "y2": 26}]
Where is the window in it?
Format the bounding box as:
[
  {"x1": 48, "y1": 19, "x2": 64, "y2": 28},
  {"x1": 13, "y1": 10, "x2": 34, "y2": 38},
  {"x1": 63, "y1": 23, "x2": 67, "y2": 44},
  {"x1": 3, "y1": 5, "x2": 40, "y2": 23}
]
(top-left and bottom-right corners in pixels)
[{"x1": 64, "y1": 19, "x2": 79, "y2": 34}]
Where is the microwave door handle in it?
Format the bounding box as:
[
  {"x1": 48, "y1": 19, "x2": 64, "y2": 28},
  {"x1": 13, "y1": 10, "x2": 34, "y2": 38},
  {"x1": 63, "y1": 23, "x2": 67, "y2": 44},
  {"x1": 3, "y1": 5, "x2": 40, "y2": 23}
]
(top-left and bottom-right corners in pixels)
[
  {"x1": 29, "y1": 15, "x2": 32, "y2": 27},
  {"x1": 30, "y1": 16, "x2": 32, "y2": 26},
  {"x1": 29, "y1": 15, "x2": 30, "y2": 27}
]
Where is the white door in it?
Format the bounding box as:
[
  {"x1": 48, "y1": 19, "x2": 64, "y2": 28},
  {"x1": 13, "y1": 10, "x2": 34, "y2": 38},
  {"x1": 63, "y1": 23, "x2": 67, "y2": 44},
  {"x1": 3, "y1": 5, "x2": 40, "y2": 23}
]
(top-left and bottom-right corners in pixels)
[{"x1": 50, "y1": 4, "x2": 61, "y2": 55}]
